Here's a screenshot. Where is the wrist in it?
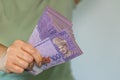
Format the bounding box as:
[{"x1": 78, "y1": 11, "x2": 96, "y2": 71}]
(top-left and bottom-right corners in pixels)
[
  {"x1": 0, "y1": 50, "x2": 7, "y2": 72},
  {"x1": 0, "y1": 43, "x2": 7, "y2": 57}
]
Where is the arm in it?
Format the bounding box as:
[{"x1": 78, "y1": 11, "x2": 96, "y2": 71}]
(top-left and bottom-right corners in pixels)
[{"x1": 0, "y1": 40, "x2": 42, "y2": 73}]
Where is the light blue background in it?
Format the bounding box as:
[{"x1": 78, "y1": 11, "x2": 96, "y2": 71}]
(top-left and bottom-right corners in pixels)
[{"x1": 71, "y1": 0, "x2": 120, "y2": 80}]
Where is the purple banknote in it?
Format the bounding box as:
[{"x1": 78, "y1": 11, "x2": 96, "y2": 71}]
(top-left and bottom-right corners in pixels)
[
  {"x1": 28, "y1": 7, "x2": 74, "y2": 48},
  {"x1": 28, "y1": 7, "x2": 83, "y2": 75},
  {"x1": 37, "y1": 7, "x2": 74, "y2": 40},
  {"x1": 28, "y1": 29, "x2": 82, "y2": 75}
]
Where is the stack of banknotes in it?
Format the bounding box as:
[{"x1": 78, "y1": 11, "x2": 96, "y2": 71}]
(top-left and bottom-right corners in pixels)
[{"x1": 28, "y1": 7, "x2": 83, "y2": 75}]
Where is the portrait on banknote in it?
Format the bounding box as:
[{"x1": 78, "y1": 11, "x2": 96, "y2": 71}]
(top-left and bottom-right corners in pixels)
[{"x1": 52, "y1": 37, "x2": 72, "y2": 59}]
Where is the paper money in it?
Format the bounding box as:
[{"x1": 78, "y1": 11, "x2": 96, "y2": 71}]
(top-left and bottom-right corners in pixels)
[
  {"x1": 36, "y1": 7, "x2": 74, "y2": 41},
  {"x1": 28, "y1": 29, "x2": 82, "y2": 75},
  {"x1": 28, "y1": 7, "x2": 74, "y2": 46},
  {"x1": 28, "y1": 7, "x2": 83, "y2": 75}
]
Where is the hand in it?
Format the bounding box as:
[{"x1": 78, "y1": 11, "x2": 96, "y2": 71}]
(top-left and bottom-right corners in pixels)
[{"x1": 1, "y1": 40, "x2": 42, "y2": 73}]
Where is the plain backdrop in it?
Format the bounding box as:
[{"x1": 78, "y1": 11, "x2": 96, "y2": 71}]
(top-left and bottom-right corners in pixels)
[{"x1": 71, "y1": 0, "x2": 120, "y2": 80}]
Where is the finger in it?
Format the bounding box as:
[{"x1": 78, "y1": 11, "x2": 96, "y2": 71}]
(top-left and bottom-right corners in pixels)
[
  {"x1": 21, "y1": 43, "x2": 42, "y2": 66},
  {"x1": 32, "y1": 50, "x2": 42, "y2": 66},
  {"x1": 25, "y1": 62, "x2": 34, "y2": 71},
  {"x1": 7, "y1": 64, "x2": 24, "y2": 74},
  {"x1": 13, "y1": 57, "x2": 29, "y2": 69},
  {"x1": 17, "y1": 51, "x2": 33, "y2": 63},
  {"x1": 21, "y1": 42, "x2": 36, "y2": 54},
  {"x1": 14, "y1": 40, "x2": 35, "y2": 54},
  {"x1": 25, "y1": 49, "x2": 42, "y2": 67}
]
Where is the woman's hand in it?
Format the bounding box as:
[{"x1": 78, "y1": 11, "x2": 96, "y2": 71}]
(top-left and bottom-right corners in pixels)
[{"x1": 0, "y1": 40, "x2": 42, "y2": 74}]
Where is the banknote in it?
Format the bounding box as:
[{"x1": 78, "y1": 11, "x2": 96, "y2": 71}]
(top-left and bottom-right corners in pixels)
[
  {"x1": 37, "y1": 7, "x2": 74, "y2": 40},
  {"x1": 28, "y1": 25, "x2": 42, "y2": 46},
  {"x1": 28, "y1": 29, "x2": 82, "y2": 75},
  {"x1": 45, "y1": 7, "x2": 72, "y2": 31},
  {"x1": 28, "y1": 7, "x2": 83, "y2": 75},
  {"x1": 28, "y1": 7, "x2": 74, "y2": 45}
]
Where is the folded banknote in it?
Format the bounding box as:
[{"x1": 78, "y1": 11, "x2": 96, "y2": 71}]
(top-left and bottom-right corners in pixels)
[{"x1": 28, "y1": 7, "x2": 83, "y2": 75}]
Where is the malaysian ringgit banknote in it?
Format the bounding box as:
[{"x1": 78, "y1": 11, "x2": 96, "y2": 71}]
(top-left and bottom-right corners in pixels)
[
  {"x1": 29, "y1": 7, "x2": 74, "y2": 45},
  {"x1": 28, "y1": 7, "x2": 83, "y2": 75},
  {"x1": 37, "y1": 7, "x2": 74, "y2": 40}
]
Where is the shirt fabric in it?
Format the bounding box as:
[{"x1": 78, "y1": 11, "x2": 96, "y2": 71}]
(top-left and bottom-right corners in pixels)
[{"x1": 0, "y1": 0, "x2": 75, "y2": 80}]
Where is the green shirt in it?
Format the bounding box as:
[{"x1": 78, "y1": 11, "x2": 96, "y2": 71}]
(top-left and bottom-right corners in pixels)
[{"x1": 0, "y1": 0, "x2": 75, "y2": 80}]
